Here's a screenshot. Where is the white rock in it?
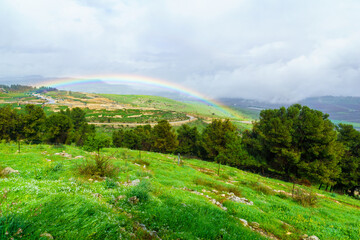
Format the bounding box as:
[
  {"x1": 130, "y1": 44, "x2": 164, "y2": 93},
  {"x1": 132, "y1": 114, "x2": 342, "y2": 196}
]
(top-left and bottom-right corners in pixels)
[
  {"x1": 1, "y1": 167, "x2": 19, "y2": 175},
  {"x1": 228, "y1": 196, "x2": 254, "y2": 205},
  {"x1": 304, "y1": 236, "x2": 320, "y2": 240},
  {"x1": 239, "y1": 218, "x2": 248, "y2": 226},
  {"x1": 123, "y1": 179, "x2": 140, "y2": 187}
]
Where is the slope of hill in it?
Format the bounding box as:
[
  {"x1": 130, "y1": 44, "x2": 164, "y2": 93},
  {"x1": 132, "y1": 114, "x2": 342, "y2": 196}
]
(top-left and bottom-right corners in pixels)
[{"x1": 0, "y1": 143, "x2": 359, "y2": 239}]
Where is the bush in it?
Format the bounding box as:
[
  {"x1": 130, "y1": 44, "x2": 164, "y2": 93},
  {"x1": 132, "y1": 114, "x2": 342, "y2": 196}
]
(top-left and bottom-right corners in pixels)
[
  {"x1": 76, "y1": 154, "x2": 119, "y2": 178},
  {"x1": 51, "y1": 163, "x2": 63, "y2": 172},
  {"x1": 293, "y1": 188, "x2": 317, "y2": 207},
  {"x1": 128, "y1": 180, "x2": 151, "y2": 202},
  {"x1": 104, "y1": 178, "x2": 118, "y2": 189}
]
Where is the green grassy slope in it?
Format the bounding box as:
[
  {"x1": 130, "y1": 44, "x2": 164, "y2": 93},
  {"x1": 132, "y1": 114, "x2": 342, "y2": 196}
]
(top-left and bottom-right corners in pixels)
[
  {"x1": 1, "y1": 143, "x2": 359, "y2": 239},
  {"x1": 100, "y1": 94, "x2": 249, "y2": 120}
]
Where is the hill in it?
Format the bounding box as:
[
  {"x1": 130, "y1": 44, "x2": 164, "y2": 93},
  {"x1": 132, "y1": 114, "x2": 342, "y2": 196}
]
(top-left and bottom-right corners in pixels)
[
  {"x1": 0, "y1": 143, "x2": 359, "y2": 239},
  {"x1": 100, "y1": 94, "x2": 247, "y2": 120}
]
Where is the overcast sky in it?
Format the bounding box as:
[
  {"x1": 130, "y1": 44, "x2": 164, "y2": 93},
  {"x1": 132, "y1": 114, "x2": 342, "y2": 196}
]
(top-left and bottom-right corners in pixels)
[{"x1": 1, "y1": 0, "x2": 360, "y2": 102}]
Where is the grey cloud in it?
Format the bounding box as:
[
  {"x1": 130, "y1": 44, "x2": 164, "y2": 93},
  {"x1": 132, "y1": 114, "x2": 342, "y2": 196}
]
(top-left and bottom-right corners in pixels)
[{"x1": 1, "y1": 0, "x2": 360, "y2": 102}]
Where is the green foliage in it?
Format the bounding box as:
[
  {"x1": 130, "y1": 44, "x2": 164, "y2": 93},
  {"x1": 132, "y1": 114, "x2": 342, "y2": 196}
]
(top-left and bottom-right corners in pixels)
[
  {"x1": 152, "y1": 120, "x2": 178, "y2": 153},
  {"x1": 51, "y1": 163, "x2": 64, "y2": 172},
  {"x1": 83, "y1": 133, "x2": 111, "y2": 154},
  {"x1": 127, "y1": 180, "x2": 151, "y2": 202},
  {"x1": 45, "y1": 113, "x2": 73, "y2": 144},
  {"x1": 201, "y1": 119, "x2": 237, "y2": 160},
  {"x1": 176, "y1": 124, "x2": 200, "y2": 156},
  {"x1": 216, "y1": 133, "x2": 259, "y2": 170},
  {"x1": 21, "y1": 104, "x2": 46, "y2": 143},
  {"x1": 0, "y1": 105, "x2": 19, "y2": 141},
  {"x1": 243, "y1": 104, "x2": 343, "y2": 186},
  {"x1": 76, "y1": 154, "x2": 119, "y2": 178},
  {"x1": 112, "y1": 128, "x2": 124, "y2": 147},
  {"x1": 68, "y1": 107, "x2": 95, "y2": 146},
  {"x1": 104, "y1": 178, "x2": 118, "y2": 189},
  {"x1": 336, "y1": 124, "x2": 360, "y2": 194},
  {"x1": 293, "y1": 188, "x2": 318, "y2": 207}
]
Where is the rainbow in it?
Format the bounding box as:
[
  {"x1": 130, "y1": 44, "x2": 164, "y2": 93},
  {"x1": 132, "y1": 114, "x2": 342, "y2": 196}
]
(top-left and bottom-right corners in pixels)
[{"x1": 35, "y1": 74, "x2": 241, "y2": 119}]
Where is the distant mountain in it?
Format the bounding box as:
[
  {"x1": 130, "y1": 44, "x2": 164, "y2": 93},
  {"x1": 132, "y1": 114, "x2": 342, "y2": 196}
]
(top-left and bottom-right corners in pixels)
[
  {"x1": 0, "y1": 75, "x2": 46, "y2": 86},
  {"x1": 220, "y1": 96, "x2": 360, "y2": 123}
]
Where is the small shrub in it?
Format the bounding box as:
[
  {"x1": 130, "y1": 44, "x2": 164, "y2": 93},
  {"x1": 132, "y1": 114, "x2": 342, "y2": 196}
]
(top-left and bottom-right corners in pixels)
[
  {"x1": 76, "y1": 154, "x2": 119, "y2": 178},
  {"x1": 128, "y1": 180, "x2": 151, "y2": 202},
  {"x1": 34, "y1": 169, "x2": 44, "y2": 180},
  {"x1": 104, "y1": 178, "x2": 118, "y2": 189},
  {"x1": 51, "y1": 163, "x2": 63, "y2": 172},
  {"x1": 293, "y1": 188, "x2": 317, "y2": 207}
]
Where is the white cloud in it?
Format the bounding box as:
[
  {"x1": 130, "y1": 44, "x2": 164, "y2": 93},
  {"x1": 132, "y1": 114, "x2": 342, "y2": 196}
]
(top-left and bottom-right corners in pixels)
[{"x1": 1, "y1": 0, "x2": 360, "y2": 101}]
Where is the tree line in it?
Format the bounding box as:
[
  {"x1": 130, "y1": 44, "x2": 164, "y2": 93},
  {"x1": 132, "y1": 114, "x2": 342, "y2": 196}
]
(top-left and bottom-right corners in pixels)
[
  {"x1": 0, "y1": 104, "x2": 95, "y2": 147},
  {"x1": 0, "y1": 103, "x2": 359, "y2": 196},
  {"x1": 112, "y1": 105, "x2": 359, "y2": 196}
]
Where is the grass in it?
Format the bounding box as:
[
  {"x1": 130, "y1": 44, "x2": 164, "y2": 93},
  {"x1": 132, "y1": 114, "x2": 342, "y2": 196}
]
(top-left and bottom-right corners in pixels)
[{"x1": 0, "y1": 142, "x2": 359, "y2": 239}]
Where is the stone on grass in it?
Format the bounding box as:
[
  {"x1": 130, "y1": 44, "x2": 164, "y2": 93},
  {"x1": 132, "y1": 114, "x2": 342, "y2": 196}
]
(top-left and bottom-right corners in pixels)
[
  {"x1": 116, "y1": 195, "x2": 126, "y2": 201},
  {"x1": 40, "y1": 232, "x2": 54, "y2": 239},
  {"x1": 228, "y1": 193, "x2": 253, "y2": 205},
  {"x1": 128, "y1": 196, "x2": 139, "y2": 204},
  {"x1": 249, "y1": 222, "x2": 260, "y2": 229},
  {"x1": 239, "y1": 218, "x2": 248, "y2": 226},
  {"x1": 92, "y1": 193, "x2": 102, "y2": 198},
  {"x1": 1, "y1": 167, "x2": 19, "y2": 176},
  {"x1": 123, "y1": 179, "x2": 140, "y2": 187},
  {"x1": 303, "y1": 236, "x2": 320, "y2": 240}
]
